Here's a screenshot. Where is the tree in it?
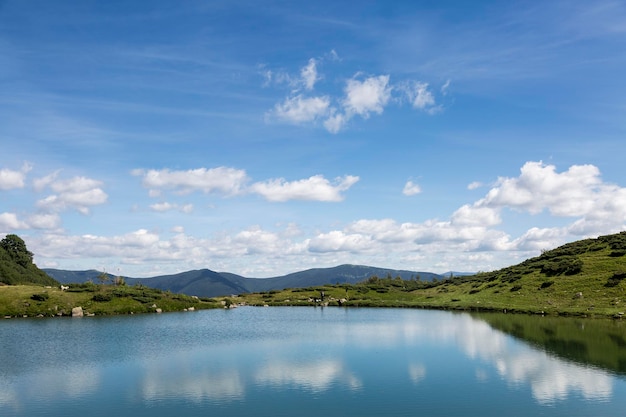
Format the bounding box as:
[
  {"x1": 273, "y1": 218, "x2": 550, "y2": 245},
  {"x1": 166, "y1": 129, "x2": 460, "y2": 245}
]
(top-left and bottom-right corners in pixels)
[
  {"x1": 1, "y1": 234, "x2": 33, "y2": 267},
  {"x1": 97, "y1": 270, "x2": 110, "y2": 285}
]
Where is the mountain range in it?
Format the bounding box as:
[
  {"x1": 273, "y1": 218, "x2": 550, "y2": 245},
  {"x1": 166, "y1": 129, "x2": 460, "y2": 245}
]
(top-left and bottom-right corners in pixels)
[{"x1": 43, "y1": 265, "x2": 442, "y2": 298}]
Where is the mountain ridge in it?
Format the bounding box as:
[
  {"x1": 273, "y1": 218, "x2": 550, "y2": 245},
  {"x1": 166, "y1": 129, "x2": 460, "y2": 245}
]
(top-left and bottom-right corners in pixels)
[{"x1": 44, "y1": 264, "x2": 443, "y2": 298}]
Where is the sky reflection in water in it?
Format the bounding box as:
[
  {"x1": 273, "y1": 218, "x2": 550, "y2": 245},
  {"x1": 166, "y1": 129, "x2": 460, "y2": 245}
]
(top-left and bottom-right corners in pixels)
[{"x1": 0, "y1": 308, "x2": 623, "y2": 416}]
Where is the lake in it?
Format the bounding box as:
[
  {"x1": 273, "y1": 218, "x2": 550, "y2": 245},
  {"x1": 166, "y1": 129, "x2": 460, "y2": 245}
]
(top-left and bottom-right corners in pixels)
[{"x1": 1, "y1": 307, "x2": 625, "y2": 416}]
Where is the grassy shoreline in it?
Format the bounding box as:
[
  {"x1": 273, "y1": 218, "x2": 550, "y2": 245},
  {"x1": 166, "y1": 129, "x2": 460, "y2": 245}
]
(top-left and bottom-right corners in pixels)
[
  {"x1": 0, "y1": 283, "x2": 222, "y2": 318},
  {"x1": 0, "y1": 283, "x2": 623, "y2": 319}
]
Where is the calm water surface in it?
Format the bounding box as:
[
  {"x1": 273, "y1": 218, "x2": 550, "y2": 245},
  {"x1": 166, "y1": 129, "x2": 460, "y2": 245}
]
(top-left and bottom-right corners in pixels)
[{"x1": 1, "y1": 307, "x2": 625, "y2": 416}]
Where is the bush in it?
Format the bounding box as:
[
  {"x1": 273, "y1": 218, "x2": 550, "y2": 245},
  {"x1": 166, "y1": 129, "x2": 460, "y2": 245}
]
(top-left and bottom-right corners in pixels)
[
  {"x1": 541, "y1": 256, "x2": 583, "y2": 276},
  {"x1": 66, "y1": 282, "x2": 97, "y2": 292},
  {"x1": 31, "y1": 293, "x2": 49, "y2": 302},
  {"x1": 92, "y1": 293, "x2": 113, "y2": 302},
  {"x1": 510, "y1": 285, "x2": 522, "y2": 292},
  {"x1": 605, "y1": 272, "x2": 626, "y2": 288},
  {"x1": 540, "y1": 281, "x2": 554, "y2": 289}
]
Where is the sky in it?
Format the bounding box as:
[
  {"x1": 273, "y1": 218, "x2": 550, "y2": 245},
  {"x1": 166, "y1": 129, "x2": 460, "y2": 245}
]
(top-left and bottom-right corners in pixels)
[{"x1": 1, "y1": 0, "x2": 626, "y2": 278}]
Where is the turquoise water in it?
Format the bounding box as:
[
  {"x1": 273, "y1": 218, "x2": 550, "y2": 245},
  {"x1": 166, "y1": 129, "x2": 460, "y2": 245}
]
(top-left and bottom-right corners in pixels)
[{"x1": 1, "y1": 307, "x2": 624, "y2": 416}]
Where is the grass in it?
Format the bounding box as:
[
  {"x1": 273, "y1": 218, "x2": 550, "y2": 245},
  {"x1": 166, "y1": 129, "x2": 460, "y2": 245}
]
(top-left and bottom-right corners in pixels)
[{"x1": 0, "y1": 282, "x2": 224, "y2": 318}]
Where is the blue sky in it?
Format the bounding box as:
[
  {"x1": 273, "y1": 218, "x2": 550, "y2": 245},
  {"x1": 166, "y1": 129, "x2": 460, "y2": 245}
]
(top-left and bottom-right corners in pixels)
[{"x1": 1, "y1": 0, "x2": 625, "y2": 278}]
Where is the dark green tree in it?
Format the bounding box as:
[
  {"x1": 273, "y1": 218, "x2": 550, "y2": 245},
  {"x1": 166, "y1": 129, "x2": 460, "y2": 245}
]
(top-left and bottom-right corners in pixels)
[
  {"x1": 1, "y1": 234, "x2": 34, "y2": 267},
  {"x1": 0, "y1": 234, "x2": 57, "y2": 286}
]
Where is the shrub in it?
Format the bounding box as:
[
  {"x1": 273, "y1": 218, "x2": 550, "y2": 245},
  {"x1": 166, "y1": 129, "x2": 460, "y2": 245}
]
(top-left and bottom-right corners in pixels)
[
  {"x1": 92, "y1": 293, "x2": 113, "y2": 302},
  {"x1": 540, "y1": 281, "x2": 554, "y2": 289},
  {"x1": 510, "y1": 285, "x2": 522, "y2": 292},
  {"x1": 605, "y1": 272, "x2": 626, "y2": 288},
  {"x1": 67, "y1": 282, "x2": 97, "y2": 292},
  {"x1": 132, "y1": 296, "x2": 157, "y2": 304},
  {"x1": 31, "y1": 293, "x2": 49, "y2": 302},
  {"x1": 541, "y1": 256, "x2": 583, "y2": 276}
]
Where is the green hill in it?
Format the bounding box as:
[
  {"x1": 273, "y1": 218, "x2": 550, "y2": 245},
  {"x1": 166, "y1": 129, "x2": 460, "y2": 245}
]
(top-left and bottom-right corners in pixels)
[
  {"x1": 238, "y1": 231, "x2": 626, "y2": 318},
  {"x1": 0, "y1": 234, "x2": 58, "y2": 286}
]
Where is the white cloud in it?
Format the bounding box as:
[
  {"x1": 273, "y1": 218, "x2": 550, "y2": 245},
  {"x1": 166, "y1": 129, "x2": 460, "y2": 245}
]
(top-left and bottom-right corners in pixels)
[
  {"x1": 0, "y1": 163, "x2": 32, "y2": 190},
  {"x1": 403, "y1": 180, "x2": 421, "y2": 196},
  {"x1": 135, "y1": 166, "x2": 359, "y2": 203},
  {"x1": 28, "y1": 213, "x2": 61, "y2": 230},
  {"x1": 346, "y1": 219, "x2": 419, "y2": 243},
  {"x1": 0, "y1": 212, "x2": 27, "y2": 231},
  {"x1": 467, "y1": 181, "x2": 483, "y2": 190},
  {"x1": 33, "y1": 170, "x2": 60, "y2": 192},
  {"x1": 323, "y1": 109, "x2": 347, "y2": 133},
  {"x1": 36, "y1": 175, "x2": 108, "y2": 214},
  {"x1": 451, "y1": 204, "x2": 501, "y2": 227},
  {"x1": 25, "y1": 160, "x2": 626, "y2": 278},
  {"x1": 300, "y1": 58, "x2": 319, "y2": 91},
  {"x1": 411, "y1": 82, "x2": 435, "y2": 109},
  {"x1": 400, "y1": 81, "x2": 442, "y2": 114},
  {"x1": 249, "y1": 175, "x2": 359, "y2": 202},
  {"x1": 150, "y1": 202, "x2": 176, "y2": 212},
  {"x1": 180, "y1": 204, "x2": 194, "y2": 213},
  {"x1": 149, "y1": 202, "x2": 193, "y2": 213},
  {"x1": 307, "y1": 230, "x2": 374, "y2": 253},
  {"x1": 343, "y1": 75, "x2": 391, "y2": 118},
  {"x1": 441, "y1": 79, "x2": 451, "y2": 94},
  {"x1": 134, "y1": 167, "x2": 248, "y2": 196},
  {"x1": 271, "y1": 95, "x2": 330, "y2": 124},
  {"x1": 265, "y1": 57, "x2": 445, "y2": 133},
  {"x1": 476, "y1": 161, "x2": 626, "y2": 236}
]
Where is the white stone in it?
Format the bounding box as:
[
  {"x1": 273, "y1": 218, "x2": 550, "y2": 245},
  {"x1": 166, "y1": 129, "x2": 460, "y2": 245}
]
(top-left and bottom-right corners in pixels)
[{"x1": 71, "y1": 307, "x2": 84, "y2": 317}]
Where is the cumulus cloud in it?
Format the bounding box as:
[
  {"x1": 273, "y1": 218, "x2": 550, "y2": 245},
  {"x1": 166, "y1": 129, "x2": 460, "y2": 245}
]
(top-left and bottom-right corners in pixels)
[
  {"x1": 0, "y1": 163, "x2": 32, "y2": 190},
  {"x1": 308, "y1": 230, "x2": 374, "y2": 253},
  {"x1": 33, "y1": 170, "x2": 60, "y2": 192},
  {"x1": 403, "y1": 180, "x2": 421, "y2": 196},
  {"x1": 249, "y1": 175, "x2": 359, "y2": 202},
  {"x1": 265, "y1": 57, "x2": 445, "y2": 133},
  {"x1": 27, "y1": 213, "x2": 61, "y2": 230},
  {"x1": 270, "y1": 95, "x2": 330, "y2": 124},
  {"x1": 0, "y1": 212, "x2": 27, "y2": 231},
  {"x1": 0, "y1": 211, "x2": 61, "y2": 233},
  {"x1": 135, "y1": 166, "x2": 359, "y2": 203},
  {"x1": 26, "y1": 160, "x2": 626, "y2": 278},
  {"x1": 343, "y1": 75, "x2": 391, "y2": 118},
  {"x1": 35, "y1": 175, "x2": 108, "y2": 214},
  {"x1": 451, "y1": 204, "x2": 501, "y2": 227},
  {"x1": 133, "y1": 167, "x2": 248, "y2": 196},
  {"x1": 479, "y1": 162, "x2": 600, "y2": 215},
  {"x1": 477, "y1": 161, "x2": 626, "y2": 235},
  {"x1": 323, "y1": 110, "x2": 347, "y2": 134}
]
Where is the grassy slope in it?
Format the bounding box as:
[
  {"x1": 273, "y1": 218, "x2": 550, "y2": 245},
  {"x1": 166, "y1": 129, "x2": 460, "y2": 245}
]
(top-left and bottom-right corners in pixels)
[
  {"x1": 236, "y1": 232, "x2": 626, "y2": 318},
  {"x1": 0, "y1": 283, "x2": 224, "y2": 317}
]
